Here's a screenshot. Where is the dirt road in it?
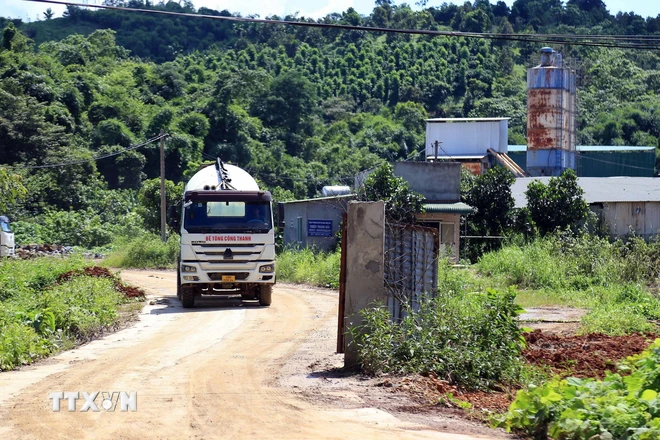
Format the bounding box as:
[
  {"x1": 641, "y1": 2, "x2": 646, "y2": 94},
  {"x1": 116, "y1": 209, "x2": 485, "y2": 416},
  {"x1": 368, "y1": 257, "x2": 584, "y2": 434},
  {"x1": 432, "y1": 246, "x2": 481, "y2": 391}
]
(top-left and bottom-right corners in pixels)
[{"x1": 0, "y1": 270, "x2": 504, "y2": 439}]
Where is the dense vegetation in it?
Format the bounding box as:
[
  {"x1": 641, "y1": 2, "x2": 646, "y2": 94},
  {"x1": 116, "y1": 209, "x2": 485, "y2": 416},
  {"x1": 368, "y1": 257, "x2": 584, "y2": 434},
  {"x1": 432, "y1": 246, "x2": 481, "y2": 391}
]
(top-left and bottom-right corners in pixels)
[
  {"x1": 461, "y1": 167, "x2": 590, "y2": 260},
  {"x1": 479, "y1": 233, "x2": 660, "y2": 335},
  {"x1": 351, "y1": 267, "x2": 526, "y2": 390},
  {"x1": 0, "y1": 0, "x2": 659, "y2": 247},
  {"x1": 0, "y1": 257, "x2": 142, "y2": 370},
  {"x1": 284, "y1": 230, "x2": 660, "y2": 335},
  {"x1": 276, "y1": 247, "x2": 341, "y2": 288}
]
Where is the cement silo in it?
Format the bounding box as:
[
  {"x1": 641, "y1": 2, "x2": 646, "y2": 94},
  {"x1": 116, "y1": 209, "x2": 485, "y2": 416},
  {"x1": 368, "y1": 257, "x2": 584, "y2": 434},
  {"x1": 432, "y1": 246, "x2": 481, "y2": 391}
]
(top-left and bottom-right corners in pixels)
[{"x1": 526, "y1": 47, "x2": 577, "y2": 176}]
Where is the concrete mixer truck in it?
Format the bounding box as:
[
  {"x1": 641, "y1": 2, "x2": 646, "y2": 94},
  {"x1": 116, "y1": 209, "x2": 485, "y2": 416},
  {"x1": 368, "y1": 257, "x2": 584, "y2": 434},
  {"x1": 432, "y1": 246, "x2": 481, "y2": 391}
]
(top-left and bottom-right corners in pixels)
[
  {"x1": 173, "y1": 159, "x2": 275, "y2": 308},
  {"x1": 0, "y1": 215, "x2": 14, "y2": 257}
]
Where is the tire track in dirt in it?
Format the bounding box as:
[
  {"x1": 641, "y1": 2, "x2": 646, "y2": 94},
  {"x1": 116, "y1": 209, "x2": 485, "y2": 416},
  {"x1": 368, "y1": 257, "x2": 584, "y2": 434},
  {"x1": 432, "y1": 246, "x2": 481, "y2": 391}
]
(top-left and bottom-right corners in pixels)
[{"x1": 0, "y1": 270, "x2": 501, "y2": 439}]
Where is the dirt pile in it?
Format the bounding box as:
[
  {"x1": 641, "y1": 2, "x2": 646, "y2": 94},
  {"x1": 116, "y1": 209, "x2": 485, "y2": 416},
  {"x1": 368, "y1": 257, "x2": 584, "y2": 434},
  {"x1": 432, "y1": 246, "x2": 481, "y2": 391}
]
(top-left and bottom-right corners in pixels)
[
  {"x1": 386, "y1": 374, "x2": 514, "y2": 413},
  {"x1": 388, "y1": 330, "x2": 659, "y2": 415},
  {"x1": 58, "y1": 266, "x2": 146, "y2": 299},
  {"x1": 523, "y1": 329, "x2": 657, "y2": 378}
]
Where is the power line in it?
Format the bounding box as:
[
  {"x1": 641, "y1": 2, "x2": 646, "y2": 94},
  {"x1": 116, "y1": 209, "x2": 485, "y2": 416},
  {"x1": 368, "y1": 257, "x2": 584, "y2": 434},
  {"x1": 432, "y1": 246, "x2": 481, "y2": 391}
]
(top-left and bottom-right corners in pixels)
[
  {"x1": 23, "y1": 0, "x2": 660, "y2": 50},
  {"x1": 1, "y1": 133, "x2": 168, "y2": 170}
]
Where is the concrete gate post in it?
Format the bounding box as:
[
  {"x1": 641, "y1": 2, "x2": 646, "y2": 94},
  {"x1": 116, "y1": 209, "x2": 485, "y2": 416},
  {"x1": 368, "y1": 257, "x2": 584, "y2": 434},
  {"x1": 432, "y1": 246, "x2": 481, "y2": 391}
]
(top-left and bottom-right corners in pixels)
[{"x1": 343, "y1": 201, "x2": 385, "y2": 368}]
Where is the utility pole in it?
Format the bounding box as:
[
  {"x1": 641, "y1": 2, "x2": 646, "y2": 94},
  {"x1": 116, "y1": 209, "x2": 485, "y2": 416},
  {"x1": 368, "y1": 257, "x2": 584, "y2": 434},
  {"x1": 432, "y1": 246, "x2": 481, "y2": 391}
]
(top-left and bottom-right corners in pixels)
[
  {"x1": 434, "y1": 140, "x2": 442, "y2": 162},
  {"x1": 159, "y1": 130, "x2": 167, "y2": 243}
]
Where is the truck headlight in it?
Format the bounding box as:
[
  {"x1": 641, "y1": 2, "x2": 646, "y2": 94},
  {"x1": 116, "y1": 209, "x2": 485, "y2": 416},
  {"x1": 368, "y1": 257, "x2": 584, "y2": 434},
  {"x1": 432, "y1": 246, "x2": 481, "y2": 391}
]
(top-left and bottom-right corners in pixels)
[
  {"x1": 259, "y1": 264, "x2": 274, "y2": 273},
  {"x1": 182, "y1": 265, "x2": 197, "y2": 272}
]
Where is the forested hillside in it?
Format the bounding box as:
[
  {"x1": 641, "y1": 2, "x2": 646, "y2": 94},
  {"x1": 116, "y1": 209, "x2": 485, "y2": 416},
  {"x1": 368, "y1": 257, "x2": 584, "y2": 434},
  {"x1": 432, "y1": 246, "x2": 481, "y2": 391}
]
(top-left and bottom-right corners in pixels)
[{"x1": 0, "y1": 0, "x2": 659, "y2": 246}]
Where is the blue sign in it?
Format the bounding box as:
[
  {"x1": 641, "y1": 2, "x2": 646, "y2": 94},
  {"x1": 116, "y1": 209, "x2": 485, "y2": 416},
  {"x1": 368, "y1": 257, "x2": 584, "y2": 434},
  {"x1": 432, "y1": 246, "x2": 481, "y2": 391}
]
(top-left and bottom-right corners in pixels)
[{"x1": 307, "y1": 219, "x2": 333, "y2": 237}]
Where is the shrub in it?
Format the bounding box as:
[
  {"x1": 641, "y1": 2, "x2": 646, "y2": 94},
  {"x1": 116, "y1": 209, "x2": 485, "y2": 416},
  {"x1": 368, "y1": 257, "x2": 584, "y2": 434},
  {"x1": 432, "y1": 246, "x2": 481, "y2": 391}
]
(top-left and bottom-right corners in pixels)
[
  {"x1": 0, "y1": 320, "x2": 50, "y2": 370},
  {"x1": 104, "y1": 233, "x2": 180, "y2": 268},
  {"x1": 350, "y1": 287, "x2": 526, "y2": 390},
  {"x1": 12, "y1": 208, "x2": 145, "y2": 248},
  {"x1": 39, "y1": 276, "x2": 124, "y2": 340},
  {"x1": 276, "y1": 247, "x2": 340, "y2": 288}
]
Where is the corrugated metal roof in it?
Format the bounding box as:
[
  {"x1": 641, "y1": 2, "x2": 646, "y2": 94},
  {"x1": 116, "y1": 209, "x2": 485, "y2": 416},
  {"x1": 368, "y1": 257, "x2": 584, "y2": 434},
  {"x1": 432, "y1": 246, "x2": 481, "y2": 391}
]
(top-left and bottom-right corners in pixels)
[
  {"x1": 281, "y1": 194, "x2": 355, "y2": 205},
  {"x1": 577, "y1": 146, "x2": 655, "y2": 152},
  {"x1": 507, "y1": 145, "x2": 654, "y2": 152},
  {"x1": 426, "y1": 155, "x2": 486, "y2": 160},
  {"x1": 423, "y1": 202, "x2": 474, "y2": 214},
  {"x1": 426, "y1": 117, "x2": 510, "y2": 122},
  {"x1": 512, "y1": 177, "x2": 660, "y2": 208}
]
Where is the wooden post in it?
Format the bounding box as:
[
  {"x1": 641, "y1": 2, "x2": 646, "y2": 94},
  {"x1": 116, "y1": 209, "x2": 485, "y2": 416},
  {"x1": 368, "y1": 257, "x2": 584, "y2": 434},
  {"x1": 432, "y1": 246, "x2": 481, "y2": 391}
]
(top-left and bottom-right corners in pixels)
[{"x1": 159, "y1": 130, "x2": 166, "y2": 243}]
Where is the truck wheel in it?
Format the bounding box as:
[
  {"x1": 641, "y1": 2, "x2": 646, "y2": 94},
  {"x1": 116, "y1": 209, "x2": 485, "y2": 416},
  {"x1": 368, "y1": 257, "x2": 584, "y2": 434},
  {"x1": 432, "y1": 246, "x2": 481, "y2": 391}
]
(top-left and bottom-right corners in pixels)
[
  {"x1": 181, "y1": 285, "x2": 195, "y2": 308},
  {"x1": 259, "y1": 284, "x2": 272, "y2": 307}
]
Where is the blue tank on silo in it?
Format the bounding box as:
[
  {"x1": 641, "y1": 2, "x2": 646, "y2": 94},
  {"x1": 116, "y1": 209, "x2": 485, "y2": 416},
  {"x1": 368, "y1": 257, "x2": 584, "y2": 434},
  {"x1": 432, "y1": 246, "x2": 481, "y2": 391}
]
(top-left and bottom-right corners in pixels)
[{"x1": 526, "y1": 47, "x2": 577, "y2": 177}]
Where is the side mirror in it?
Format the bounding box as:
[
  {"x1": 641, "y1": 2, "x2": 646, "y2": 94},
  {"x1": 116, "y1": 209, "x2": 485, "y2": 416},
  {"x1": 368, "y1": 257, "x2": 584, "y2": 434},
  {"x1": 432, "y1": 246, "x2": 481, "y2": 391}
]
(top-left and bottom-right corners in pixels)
[{"x1": 168, "y1": 205, "x2": 179, "y2": 229}]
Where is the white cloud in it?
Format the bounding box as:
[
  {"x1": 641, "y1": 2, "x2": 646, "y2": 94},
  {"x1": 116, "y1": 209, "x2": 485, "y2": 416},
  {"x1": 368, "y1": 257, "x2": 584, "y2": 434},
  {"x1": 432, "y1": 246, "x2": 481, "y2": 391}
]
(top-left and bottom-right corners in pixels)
[
  {"x1": 194, "y1": 0, "x2": 287, "y2": 17},
  {"x1": 177, "y1": 0, "x2": 359, "y2": 19},
  {"x1": 1, "y1": 0, "x2": 655, "y2": 26},
  {"x1": 298, "y1": 0, "x2": 355, "y2": 18},
  {"x1": 0, "y1": 0, "x2": 66, "y2": 21}
]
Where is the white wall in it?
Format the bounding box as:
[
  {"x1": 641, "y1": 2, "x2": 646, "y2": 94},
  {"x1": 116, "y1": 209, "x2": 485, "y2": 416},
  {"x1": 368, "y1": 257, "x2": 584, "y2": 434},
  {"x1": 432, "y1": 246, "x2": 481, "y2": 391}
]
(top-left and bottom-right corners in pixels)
[{"x1": 425, "y1": 120, "x2": 509, "y2": 158}]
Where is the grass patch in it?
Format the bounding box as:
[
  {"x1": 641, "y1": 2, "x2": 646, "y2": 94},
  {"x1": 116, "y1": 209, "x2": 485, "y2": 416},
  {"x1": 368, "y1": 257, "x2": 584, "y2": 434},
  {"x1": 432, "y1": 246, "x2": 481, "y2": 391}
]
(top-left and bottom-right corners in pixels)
[
  {"x1": 104, "y1": 234, "x2": 180, "y2": 269},
  {"x1": 276, "y1": 247, "x2": 340, "y2": 288},
  {"x1": 0, "y1": 254, "x2": 90, "y2": 301},
  {"x1": 476, "y1": 234, "x2": 660, "y2": 335},
  {"x1": 580, "y1": 303, "x2": 656, "y2": 336},
  {"x1": 0, "y1": 257, "x2": 143, "y2": 370}
]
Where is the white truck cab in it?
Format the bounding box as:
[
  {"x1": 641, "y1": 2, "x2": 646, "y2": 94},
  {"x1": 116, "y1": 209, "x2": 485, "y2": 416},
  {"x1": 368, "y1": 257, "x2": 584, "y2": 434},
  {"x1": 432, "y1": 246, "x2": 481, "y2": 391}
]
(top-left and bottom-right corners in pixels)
[
  {"x1": 0, "y1": 216, "x2": 14, "y2": 257},
  {"x1": 174, "y1": 160, "x2": 276, "y2": 308}
]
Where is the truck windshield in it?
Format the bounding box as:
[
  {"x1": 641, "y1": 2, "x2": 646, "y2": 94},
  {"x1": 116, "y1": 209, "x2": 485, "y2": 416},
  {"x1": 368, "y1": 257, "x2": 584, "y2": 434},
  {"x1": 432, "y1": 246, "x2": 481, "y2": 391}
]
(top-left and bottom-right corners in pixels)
[
  {"x1": 184, "y1": 201, "x2": 272, "y2": 233},
  {"x1": 0, "y1": 221, "x2": 10, "y2": 233}
]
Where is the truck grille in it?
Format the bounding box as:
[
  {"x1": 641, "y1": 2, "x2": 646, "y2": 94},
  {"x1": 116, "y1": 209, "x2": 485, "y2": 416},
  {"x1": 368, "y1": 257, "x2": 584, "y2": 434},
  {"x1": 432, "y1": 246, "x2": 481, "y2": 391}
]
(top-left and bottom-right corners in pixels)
[{"x1": 208, "y1": 272, "x2": 250, "y2": 281}]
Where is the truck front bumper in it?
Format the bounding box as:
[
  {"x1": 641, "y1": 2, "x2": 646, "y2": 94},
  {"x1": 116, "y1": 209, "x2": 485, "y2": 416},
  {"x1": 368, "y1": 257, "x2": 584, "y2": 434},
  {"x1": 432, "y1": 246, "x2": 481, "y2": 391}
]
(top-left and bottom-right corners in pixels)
[{"x1": 179, "y1": 261, "x2": 276, "y2": 286}]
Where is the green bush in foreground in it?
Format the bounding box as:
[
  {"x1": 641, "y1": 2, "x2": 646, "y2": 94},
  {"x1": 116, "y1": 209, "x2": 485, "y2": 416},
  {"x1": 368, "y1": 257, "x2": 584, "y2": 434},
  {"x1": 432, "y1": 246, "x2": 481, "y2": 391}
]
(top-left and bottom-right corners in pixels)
[
  {"x1": 496, "y1": 339, "x2": 660, "y2": 439},
  {"x1": 104, "y1": 234, "x2": 180, "y2": 268},
  {"x1": 276, "y1": 248, "x2": 340, "y2": 288},
  {"x1": 351, "y1": 287, "x2": 526, "y2": 390}
]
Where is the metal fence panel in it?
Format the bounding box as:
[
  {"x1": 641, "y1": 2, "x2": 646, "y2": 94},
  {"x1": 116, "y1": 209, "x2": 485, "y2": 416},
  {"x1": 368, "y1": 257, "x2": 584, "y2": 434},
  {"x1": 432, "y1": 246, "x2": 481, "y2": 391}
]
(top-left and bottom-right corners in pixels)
[{"x1": 384, "y1": 223, "x2": 439, "y2": 321}]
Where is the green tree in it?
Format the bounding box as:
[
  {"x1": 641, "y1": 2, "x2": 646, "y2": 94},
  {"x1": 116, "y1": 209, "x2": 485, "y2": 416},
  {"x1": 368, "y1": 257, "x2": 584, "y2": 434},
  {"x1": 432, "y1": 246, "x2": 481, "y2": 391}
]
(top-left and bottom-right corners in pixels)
[
  {"x1": 251, "y1": 70, "x2": 318, "y2": 158},
  {"x1": 461, "y1": 166, "x2": 515, "y2": 260},
  {"x1": 462, "y1": 166, "x2": 515, "y2": 236},
  {"x1": 359, "y1": 162, "x2": 424, "y2": 224},
  {"x1": 137, "y1": 178, "x2": 184, "y2": 232},
  {"x1": 0, "y1": 168, "x2": 27, "y2": 212},
  {"x1": 525, "y1": 169, "x2": 589, "y2": 235}
]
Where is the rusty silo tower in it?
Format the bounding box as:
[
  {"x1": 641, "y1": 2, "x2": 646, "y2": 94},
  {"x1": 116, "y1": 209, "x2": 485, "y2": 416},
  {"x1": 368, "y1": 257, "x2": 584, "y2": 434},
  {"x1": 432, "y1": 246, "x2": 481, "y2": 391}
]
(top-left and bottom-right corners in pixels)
[{"x1": 526, "y1": 47, "x2": 577, "y2": 177}]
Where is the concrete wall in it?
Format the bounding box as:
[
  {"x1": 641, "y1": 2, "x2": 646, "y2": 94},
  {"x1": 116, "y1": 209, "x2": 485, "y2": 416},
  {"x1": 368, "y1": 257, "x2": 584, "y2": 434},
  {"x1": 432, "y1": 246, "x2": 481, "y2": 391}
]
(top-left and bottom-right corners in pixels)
[
  {"x1": 393, "y1": 162, "x2": 461, "y2": 202},
  {"x1": 601, "y1": 202, "x2": 660, "y2": 238},
  {"x1": 344, "y1": 201, "x2": 385, "y2": 367},
  {"x1": 282, "y1": 198, "x2": 351, "y2": 251}
]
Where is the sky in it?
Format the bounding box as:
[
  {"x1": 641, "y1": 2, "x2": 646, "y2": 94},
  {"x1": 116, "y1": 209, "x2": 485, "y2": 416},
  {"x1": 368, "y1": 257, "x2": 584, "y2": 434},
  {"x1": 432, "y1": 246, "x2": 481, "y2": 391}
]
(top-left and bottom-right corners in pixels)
[{"x1": 1, "y1": 0, "x2": 658, "y2": 24}]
